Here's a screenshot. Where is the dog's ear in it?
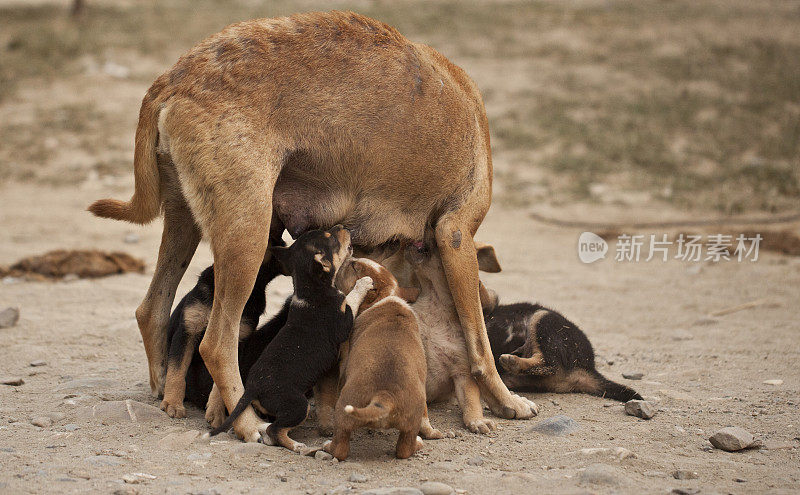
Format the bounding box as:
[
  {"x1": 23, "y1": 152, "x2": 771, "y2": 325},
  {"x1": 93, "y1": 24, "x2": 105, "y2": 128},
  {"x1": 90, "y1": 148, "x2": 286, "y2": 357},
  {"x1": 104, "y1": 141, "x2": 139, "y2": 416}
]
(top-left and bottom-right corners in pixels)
[
  {"x1": 396, "y1": 286, "x2": 420, "y2": 303},
  {"x1": 475, "y1": 242, "x2": 501, "y2": 273},
  {"x1": 479, "y1": 280, "x2": 499, "y2": 313},
  {"x1": 269, "y1": 246, "x2": 293, "y2": 275}
]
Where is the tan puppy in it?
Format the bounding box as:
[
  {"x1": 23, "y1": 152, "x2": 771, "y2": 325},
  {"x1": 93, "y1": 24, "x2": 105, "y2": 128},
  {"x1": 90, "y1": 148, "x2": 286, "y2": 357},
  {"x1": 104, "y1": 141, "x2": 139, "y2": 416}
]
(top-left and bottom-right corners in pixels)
[
  {"x1": 88, "y1": 11, "x2": 536, "y2": 441},
  {"x1": 324, "y1": 258, "x2": 441, "y2": 460}
]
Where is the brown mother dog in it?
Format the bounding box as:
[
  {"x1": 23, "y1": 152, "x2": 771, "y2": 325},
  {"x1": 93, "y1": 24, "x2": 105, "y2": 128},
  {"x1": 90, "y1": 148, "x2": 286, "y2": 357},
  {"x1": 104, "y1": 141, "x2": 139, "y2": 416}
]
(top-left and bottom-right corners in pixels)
[{"x1": 89, "y1": 11, "x2": 536, "y2": 441}]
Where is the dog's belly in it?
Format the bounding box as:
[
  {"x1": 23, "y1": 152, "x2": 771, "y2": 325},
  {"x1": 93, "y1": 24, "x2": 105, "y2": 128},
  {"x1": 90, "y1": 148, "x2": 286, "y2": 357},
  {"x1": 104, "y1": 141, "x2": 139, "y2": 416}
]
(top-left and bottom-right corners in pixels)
[{"x1": 413, "y1": 296, "x2": 470, "y2": 402}]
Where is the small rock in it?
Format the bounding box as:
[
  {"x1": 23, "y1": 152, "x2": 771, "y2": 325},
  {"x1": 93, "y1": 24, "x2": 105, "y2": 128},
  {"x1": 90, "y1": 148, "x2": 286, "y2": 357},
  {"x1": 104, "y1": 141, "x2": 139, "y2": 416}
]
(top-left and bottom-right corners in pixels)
[
  {"x1": 735, "y1": 478, "x2": 747, "y2": 483},
  {"x1": 315, "y1": 450, "x2": 334, "y2": 461},
  {"x1": 622, "y1": 372, "x2": 644, "y2": 380},
  {"x1": 349, "y1": 472, "x2": 369, "y2": 483},
  {"x1": 31, "y1": 416, "x2": 52, "y2": 428},
  {"x1": 672, "y1": 470, "x2": 699, "y2": 480},
  {"x1": 62, "y1": 274, "x2": 80, "y2": 282},
  {"x1": 1, "y1": 377, "x2": 24, "y2": 386},
  {"x1": 672, "y1": 489, "x2": 700, "y2": 495},
  {"x1": 188, "y1": 452, "x2": 212, "y2": 461},
  {"x1": 123, "y1": 233, "x2": 140, "y2": 244},
  {"x1": 420, "y1": 481, "x2": 454, "y2": 495},
  {"x1": 362, "y1": 488, "x2": 424, "y2": 495},
  {"x1": 625, "y1": 400, "x2": 656, "y2": 419},
  {"x1": 30, "y1": 360, "x2": 47, "y2": 367},
  {"x1": 0, "y1": 307, "x2": 20, "y2": 328},
  {"x1": 92, "y1": 400, "x2": 164, "y2": 424},
  {"x1": 579, "y1": 464, "x2": 618, "y2": 486},
  {"x1": 64, "y1": 424, "x2": 80, "y2": 432},
  {"x1": 233, "y1": 443, "x2": 265, "y2": 455},
  {"x1": 691, "y1": 318, "x2": 718, "y2": 327},
  {"x1": 762, "y1": 379, "x2": 783, "y2": 386},
  {"x1": 158, "y1": 430, "x2": 200, "y2": 450},
  {"x1": 466, "y1": 456, "x2": 484, "y2": 466},
  {"x1": 709, "y1": 427, "x2": 755, "y2": 451},
  {"x1": 529, "y1": 415, "x2": 579, "y2": 436}
]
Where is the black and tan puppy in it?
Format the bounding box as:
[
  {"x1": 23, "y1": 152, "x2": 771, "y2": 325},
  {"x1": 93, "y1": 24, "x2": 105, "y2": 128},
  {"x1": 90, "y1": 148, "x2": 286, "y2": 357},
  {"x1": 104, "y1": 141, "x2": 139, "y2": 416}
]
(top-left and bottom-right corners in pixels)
[
  {"x1": 209, "y1": 226, "x2": 373, "y2": 449},
  {"x1": 160, "y1": 243, "x2": 286, "y2": 419},
  {"x1": 323, "y1": 258, "x2": 441, "y2": 460},
  {"x1": 475, "y1": 246, "x2": 642, "y2": 402}
]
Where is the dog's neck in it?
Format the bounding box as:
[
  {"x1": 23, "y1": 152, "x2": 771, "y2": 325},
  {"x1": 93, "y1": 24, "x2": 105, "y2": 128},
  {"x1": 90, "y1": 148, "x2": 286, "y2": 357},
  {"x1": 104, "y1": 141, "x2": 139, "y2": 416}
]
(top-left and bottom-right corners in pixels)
[{"x1": 292, "y1": 274, "x2": 341, "y2": 302}]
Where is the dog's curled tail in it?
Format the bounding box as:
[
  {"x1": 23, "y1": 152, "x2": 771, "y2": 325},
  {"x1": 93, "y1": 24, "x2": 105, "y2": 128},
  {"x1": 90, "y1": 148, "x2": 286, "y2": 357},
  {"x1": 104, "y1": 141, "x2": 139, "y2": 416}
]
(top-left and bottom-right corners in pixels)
[
  {"x1": 344, "y1": 392, "x2": 394, "y2": 422},
  {"x1": 591, "y1": 371, "x2": 643, "y2": 403},
  {"x1": 88, "y1": 94, "x2": 161, "y2": 224},
  {"x1": 209, "y1": 393, "x2": 252, "y2": 437}
]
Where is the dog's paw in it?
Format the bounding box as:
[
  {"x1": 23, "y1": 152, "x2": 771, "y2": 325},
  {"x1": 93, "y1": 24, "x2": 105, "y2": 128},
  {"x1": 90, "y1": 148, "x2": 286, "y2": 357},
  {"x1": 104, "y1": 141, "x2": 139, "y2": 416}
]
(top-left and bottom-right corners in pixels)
[
  {"x1": 355, "y1": 276, "x2": 374, "y2": 292},
  {"x1": 421, "y1": 428, "x2": 444, "y2": 440},
  {"x1": 317, "y1": 425, "x2": 335, "y2": 437},
  {"x1": 467, "y1": 418, "x2": 497, "y2": 435},
  {"x1": 290, "y1": 441, "x2": 308, "y2": 453},
  {"x1": 493, "y1": 393, "x2": 538, "y2": 420},
  {"x1": 498, "y1": 354, "x2": 521, "y2": 374},
  {"x1": 259, "y1": 432, "x2": 276, "y2": 446},
  {"x1": 205, "y1": 406, "x2": 226, "y2": 429},
  {"x1": 322, "y1": 440, "x2": 333, "y2": 453},
  {"x1": 160, "y1": 398, "x2": 186, "y2": 418}
]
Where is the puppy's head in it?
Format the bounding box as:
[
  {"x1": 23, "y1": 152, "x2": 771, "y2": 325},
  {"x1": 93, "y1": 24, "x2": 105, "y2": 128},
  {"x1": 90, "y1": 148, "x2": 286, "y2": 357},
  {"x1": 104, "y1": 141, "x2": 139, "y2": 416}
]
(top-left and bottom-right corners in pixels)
[
  {"x1": 270, "y1": 225, "x2": 352, "y2": 286},
  {"x1": 337, "y1": 257, "x2": 419, "y2": 314}
]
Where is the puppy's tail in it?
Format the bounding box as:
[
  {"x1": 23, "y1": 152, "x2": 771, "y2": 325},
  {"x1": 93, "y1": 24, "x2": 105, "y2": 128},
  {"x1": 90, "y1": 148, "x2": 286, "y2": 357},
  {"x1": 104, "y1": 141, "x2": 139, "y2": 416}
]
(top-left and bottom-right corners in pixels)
[
  {"x1": 590, "y1": 371, "x2": 643, "y2": 403},
  {"x1": 343, "y1": 392, "x2": 394, "y2": 422},
  {"x1": 209, "y1": 392, "x2": 252, "y2": 436},
  {"x1": 88, "y1": 93, "x2": 161, "y2": 224}
]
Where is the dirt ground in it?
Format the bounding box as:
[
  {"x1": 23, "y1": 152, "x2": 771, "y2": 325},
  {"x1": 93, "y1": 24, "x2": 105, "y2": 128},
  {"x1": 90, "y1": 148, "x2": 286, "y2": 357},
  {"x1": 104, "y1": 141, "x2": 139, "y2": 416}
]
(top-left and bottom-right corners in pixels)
[
  {"x1": 1, "y1": 183, "x2": 799, "y2": 494},
  {"x1": 1, "y1": 1, "x2": 799, "y2": 493}
]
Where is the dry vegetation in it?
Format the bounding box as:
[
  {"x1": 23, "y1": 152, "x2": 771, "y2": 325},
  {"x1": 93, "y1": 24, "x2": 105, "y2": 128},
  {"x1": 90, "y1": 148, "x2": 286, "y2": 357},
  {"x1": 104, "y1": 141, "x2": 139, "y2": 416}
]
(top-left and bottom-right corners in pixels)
[{"x1": 1, "y1": 0, "x2": 798, "y2": 213}]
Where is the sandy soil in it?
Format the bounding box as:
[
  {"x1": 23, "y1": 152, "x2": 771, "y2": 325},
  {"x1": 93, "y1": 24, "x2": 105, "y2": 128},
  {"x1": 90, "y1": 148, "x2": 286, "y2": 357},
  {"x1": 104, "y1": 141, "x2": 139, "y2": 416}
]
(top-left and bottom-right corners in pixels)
[{"x1": 1, "y1": 182, "x2": 799, "y2": 494}]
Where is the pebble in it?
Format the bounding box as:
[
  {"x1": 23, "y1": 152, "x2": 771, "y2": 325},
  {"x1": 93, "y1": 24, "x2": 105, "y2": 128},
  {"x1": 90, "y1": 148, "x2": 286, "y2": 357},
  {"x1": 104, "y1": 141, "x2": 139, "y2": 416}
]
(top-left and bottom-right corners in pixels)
[
  {"x1": 92, "y1": 400, "x2": 165, "y2": 424},
  {"x1": 762, "y1": 379, "x2": 783, "y2": 386},
  {"x1": 363, "y1": 488, "x2": 424, "y2": 495},
  {"x1": 709, "y1": 427, "x2": 755, "y2": 451},
  {"x1": 579, "y1": 447, "x2": 635, "y2": 460},
  {"x1": 314, "y1": 450, "x2": 334, "y2": 461},
  {"x1": 1, "y1": 377, "x2": 24, "y2": 386},
  {"x1": 625, "y1": 400, "x2": 656, "y2": 419},
  {"x1": 672, "y1": 470, "x2": 699, "y2": 480},
  {"x1": 622, "y1": 371, "x2": 644, "y2": 380},
  {"x1": 672, "y1": 489, "x2": 700, "y2": 495},
  {"x1": 691, "y1": 318, "x2": 718, "y2": 327},
  {"x1": 29, "y1": 360, "x2": 47, "y2": 367},
  {"x1": 30, "y1": 416, "x2": 52, "y2": 428},
  {"x1": 349, "y1": 473, "x2": 369, "y2": 483},
  {"x1": 0, "y1": 307, "x2": 20, "y2": 328},
  {"x1": 188, "y1": 452, "x2": 212, "y2": 461},
  {"x1": 123, "y1": 233, "x2": 140, "y2": 244},
  {"x1": 529, "y1": 415, "x2": 579, "y2": 436},
  {"x1": 158, "y1": 430, "x2": 200, "y2": 450},
  {"x1": 466, "y1": 456, "x2": 484, "y2": 466},
  {"x1": 64, "y1": 424, "x2": 80, "y2": 431},
  {"x1": 579, "y1": 464, "x2": 618, "y2": 486},
  {"x1": 420, "y1": 482, "x2": 454, "y2": 495}
]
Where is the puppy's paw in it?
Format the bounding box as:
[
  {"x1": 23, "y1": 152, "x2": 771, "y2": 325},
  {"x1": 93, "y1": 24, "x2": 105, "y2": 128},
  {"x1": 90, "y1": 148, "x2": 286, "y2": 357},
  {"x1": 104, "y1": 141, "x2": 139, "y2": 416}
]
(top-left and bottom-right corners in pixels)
[
  {"x1": 290, "y1": 441, "x2": 308, "y2": 453},
  {"x1": 160, "y1": 398, "x2": 186, "y2": 418},
  {"x1": 205, "y1": 406, "x2": 226, "y2": 429},
  {"x1": 499, "y1": 354, "x2": 522, "y2": 374},
  {"x1": 415, "y1": 436, "x2": 424, "y2": 452},
  {"x1": 317, "y1": 425, "x2": 335, "y2": 437},
  {"x1": 494, "y1": 393, "x2": 538, "y2": 420},
  {"x1": 355, "y1": 276, "x2": 374, "y2": 292},
  {"x1": 259, "y1": 432, "x2": 276, "y2": 446},
  {"x1": 421, "y1": 428, "x2": 444, "y2": 440},
  {"x1": 467, "y1": 418, "x2": 497, "y2": 435},
  {"x1": 322, "y1": 440, "x2": 333, "y2": 453}
]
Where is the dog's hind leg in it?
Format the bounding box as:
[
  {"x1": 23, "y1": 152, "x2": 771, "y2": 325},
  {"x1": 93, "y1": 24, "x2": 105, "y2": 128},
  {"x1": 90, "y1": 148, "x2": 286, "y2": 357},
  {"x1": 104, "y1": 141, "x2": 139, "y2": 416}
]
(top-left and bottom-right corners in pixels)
[
  {"x1": 453, "y1": 375, "x2": 495, "y2": 435},
  {"x1": 324, "y1": 427, "x2": 353, "y2": 461},
  {"x1": 265, "y1": 397, "x2": 310, "y2": 453},
  {"x1": 395, "y1": 430, "x2": 423, "y2": 459},
  {"x1": 434, "y1": 212, "x2": 538, "y2": 420},
  {"x1": 419, "y1": 405, "x2": 444, "y2": 439},
  {"x1": 136, "y1": 160, "x2": 201, "y2": 396}
]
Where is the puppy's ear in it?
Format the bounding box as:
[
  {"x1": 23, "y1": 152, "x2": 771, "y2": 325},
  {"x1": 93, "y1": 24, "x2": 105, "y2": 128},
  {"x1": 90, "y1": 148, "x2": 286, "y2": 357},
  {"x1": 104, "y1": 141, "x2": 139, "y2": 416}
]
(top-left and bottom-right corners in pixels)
[
  {"x1": 396, "y1": 286, "x2": 420, "y2": 303},
  {"x1": 269, "y1": 246, "x2": 293, "y2": 275},
  {"x1": 475, "y1": 242, "x2": 501, "y2": 273},
  {"x1": 479, "y1": 280, "x2": 499, "y2": 313}
]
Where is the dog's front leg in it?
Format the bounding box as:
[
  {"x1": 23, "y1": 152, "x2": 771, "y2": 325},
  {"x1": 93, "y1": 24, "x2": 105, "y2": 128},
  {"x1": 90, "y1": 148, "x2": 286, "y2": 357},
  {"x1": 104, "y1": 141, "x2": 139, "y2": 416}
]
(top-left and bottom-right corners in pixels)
[
  {"x1": 434, "y1": 217, "x2": 538, "y2": 420},
  {"x1": 343, "y1": 276, "x2": 374, "y2": 317}
]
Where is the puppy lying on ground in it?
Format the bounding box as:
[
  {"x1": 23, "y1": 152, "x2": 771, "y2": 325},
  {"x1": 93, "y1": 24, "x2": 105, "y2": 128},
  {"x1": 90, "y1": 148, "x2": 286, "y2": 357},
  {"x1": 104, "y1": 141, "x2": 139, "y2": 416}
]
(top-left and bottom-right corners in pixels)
[
  {"x1": 403, "y1": 241, "x2": 537, "y2": 434},
  {"x1": 160, "y1": 240, "x2": 286, "y2": 419},
  {"x1": 323, "y1": 258, "x2": 441, "y2": 460},
  {"x1": 209, "y1": 226, "x2": 373, "y2": 449},
  {"x1": 472, "y1": 245, "x2": 642, "y2": 402}
]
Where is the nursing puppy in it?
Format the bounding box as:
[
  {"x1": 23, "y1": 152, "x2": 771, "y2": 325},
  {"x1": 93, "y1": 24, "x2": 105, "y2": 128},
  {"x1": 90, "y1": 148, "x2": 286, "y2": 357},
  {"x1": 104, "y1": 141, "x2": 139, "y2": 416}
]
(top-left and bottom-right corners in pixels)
[
  {"x1": 161, "y1": 244, "x2": 285, "y2": 418},
  {"x1": 209, "y1": 226, "x2": 373, "y2": 449},
  {"x1": 324, "y1": 258, "x2": 440, "y2": 460}
]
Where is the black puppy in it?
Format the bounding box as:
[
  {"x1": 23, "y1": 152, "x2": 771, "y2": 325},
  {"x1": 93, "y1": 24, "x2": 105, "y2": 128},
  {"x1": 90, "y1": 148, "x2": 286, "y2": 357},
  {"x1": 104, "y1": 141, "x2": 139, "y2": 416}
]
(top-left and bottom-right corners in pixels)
[
  {"x1": 484, "y1": 300, "x2": 642, "y2": 402},
  {"x1": 209, "y1": 225, "x2": 373, "y2": 451},
  {"x1": 160, "y1": 239, "x2": 286, "y2": 419}
]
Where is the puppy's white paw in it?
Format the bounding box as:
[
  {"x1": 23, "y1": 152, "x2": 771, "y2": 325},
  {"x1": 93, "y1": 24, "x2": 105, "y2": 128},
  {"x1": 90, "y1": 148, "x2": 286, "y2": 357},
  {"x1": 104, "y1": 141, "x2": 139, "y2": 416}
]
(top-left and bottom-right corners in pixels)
[
  {"x1": 257, "y1": 422, "x2": 271, "y2": 435},
  {"x1": 355, "y1": 276, "x2": 374, "y2": 292},
  {"x1": 259, "y1": 433, "x2": 276, "y2": 446}
]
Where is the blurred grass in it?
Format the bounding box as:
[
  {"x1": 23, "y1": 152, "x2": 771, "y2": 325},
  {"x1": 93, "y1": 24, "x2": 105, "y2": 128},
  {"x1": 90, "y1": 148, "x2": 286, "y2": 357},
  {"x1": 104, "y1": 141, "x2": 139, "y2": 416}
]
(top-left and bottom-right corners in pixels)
[{"x1": 0, "y1": 0, "x2": 798, "y2": 214}]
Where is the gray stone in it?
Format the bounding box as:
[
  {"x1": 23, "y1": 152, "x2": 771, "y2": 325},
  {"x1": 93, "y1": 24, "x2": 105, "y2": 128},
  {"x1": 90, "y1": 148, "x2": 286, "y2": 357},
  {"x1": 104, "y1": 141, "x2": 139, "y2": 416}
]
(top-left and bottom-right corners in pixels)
[
  {"x1": 233, "y1": 442, "x2": 266, "y2": 455},
  {"x1": 315, "y1": 450, "x2": 334, "y2": 461},
  {"x1": 188, "y1": 452, "x2": 212, "y2": 461},
  {"x1": 1, "y1": 377, "x2": 24, "y2": 386},
  {"x1": 671, "y1": 489, "x2": 700, "y2": 495},
  {"x1": 92, "y1": 400, "x2": 165, "y2": 424},
  {"x1": 363, "y1": 488, "x2": 424, "y2": 495},
  {"x1": 158, "y1": 430, "x2": 200, "y2": 450},
  {"x1": 579, "y1": 464, "x2": 618, "y2": 486},
  {"x1": 30, "y1": 416, "x2": 52, "y2": 428},
  {"x1": 529, "y1": 415, "x2": 579, "y2": 436},
  {"x1": 84, "y1": 455, "x2": 123, "y2": 466},
  {"x1": 709, "y1": 427, "x2": 755, "y2": 451},
  {"x1": 29, "y1": 360, "x2": 47, "y2": 367},
  {"x1": 57, "y1": 378, "x2": 118, "y2": 393},
  {"x1": 673, "y1": 470, "x2": 699, "y2": 480},
  {"x1": 466, "y1": 456, "x2": 484, "y2": 466},
  {"x1": 127, "y1": 400, "x2": 165, "y2": 421},
  {"x1": 349, "y1": 472, "x2": 369, "y2": 483},
  {"x1": 622, "y1": 371, "x2": 644, "y2": 380},
  {"x1": 0, "y1": 307, "x2": 20, "y2": 328},
  {"x1": 64, "y1": 424, "x2": 80, "y2": 431},
  {"x1": 625, "y1": 400, "x2": 656, "y2": 419},
  {"x1": 420, "y1": 481, "x2": 454, "y2": 495}
]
